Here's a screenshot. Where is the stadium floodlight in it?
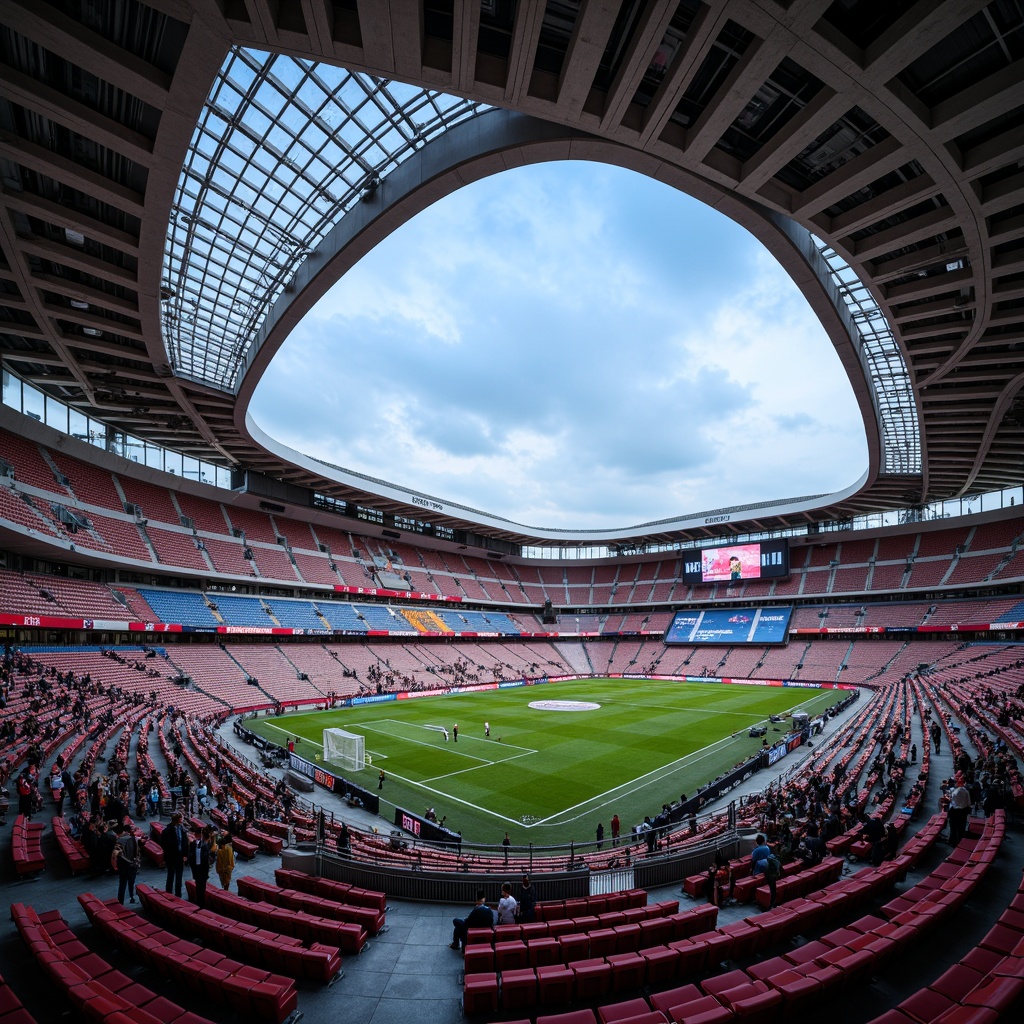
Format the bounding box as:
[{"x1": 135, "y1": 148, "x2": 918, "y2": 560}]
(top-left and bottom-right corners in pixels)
[{"x1": 323, "y1": 727, "x2": 365, "y2": 771}]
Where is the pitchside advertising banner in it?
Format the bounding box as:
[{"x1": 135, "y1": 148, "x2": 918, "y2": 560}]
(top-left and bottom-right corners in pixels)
[
  {"x1": 2, "y1": 609, "x2": 1021, "y2": 639},
  {"x1": 288, "y1": 752, "x2": 379, "y2": 813},
  {"x1": 393, "y1": 807, "x2": 461, "y2": 846}
]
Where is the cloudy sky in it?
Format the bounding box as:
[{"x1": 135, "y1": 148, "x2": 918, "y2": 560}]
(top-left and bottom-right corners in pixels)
[{"x1": 250, "y1": 161, "x2": 867, "y2": 531}]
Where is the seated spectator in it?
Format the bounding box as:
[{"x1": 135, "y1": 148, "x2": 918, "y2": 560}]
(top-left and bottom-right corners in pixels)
[{"x1": 451, "y1": 889, "x2": 494, "y2": 950}]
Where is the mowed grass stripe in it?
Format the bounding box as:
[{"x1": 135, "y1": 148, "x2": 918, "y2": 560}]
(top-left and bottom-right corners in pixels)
[{"x1": 247, "y1": 678, "x2": 840, "y2": 844}]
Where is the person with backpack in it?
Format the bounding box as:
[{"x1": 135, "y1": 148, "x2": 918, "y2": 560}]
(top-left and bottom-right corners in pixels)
[
  {"x1": 113, "y1": 824, "x2": 141, "y2": 905},
  {"x1": 752, "y1": 833, "x2": 779, "y2": 908}
]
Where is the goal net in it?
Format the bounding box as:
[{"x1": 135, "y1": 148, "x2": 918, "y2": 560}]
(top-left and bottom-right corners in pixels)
[{"x1": 322, "y1": 728, "x2": 365, "y2": 771}]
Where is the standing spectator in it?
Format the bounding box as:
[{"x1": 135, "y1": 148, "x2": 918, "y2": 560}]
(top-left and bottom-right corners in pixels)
[
  {"x1": 751, "y1": 833, "x2": 778, "y2": 909},
  {"x1": 595, "y1": 822, "x2": 605, "y2": 850},
  {"x1": 378, "y1": 770, "x2": 386, "y2": 790},
  {"x1": 181, "y1": 774, "x2": 194, "y2": 815},
  {"x1": 517, "y1": 875, "x2": 536, "y2": 923},
  {"x1": 114, "y1": 824, "x2": 140, "y2": 905},
  {"x1": 861, "y1": 815, "x2": 885, "y2": 866},
  {"x1": 216, "y1": 833, "x2": 235, "y2": 890},
  {"x1": 148, "y1": 782, "x2": 161, "y2": 819},
  {"x1": 453, "y1": 723, "x2": 458, "y2": 743},
  {"x1": 160, "y1": 811, "x2": 189, "y2": 897},
  {"x1": 610, "y1": 813, "x2": 620, "y2": 846},
  {"x1": 16, "y1": 769, "x2": 33, "y2": 817},
  {"x1": 97, "y1": 821, "x2": 117, "y2": 875},
  {"x1": 189, "y1": 826, "x2": 216, "y2": 908},
  {"x1": 338, "y1": 821, "x2": 351, "y2": 856},
  {"x1": 709, "y1": 848, "x2": 733, "y2": 906},
  {"x1": 947, "y1": 775, "x2": 972, "y2": 843},
  {"x1": 502, "y1": 831, "x2": 511, "y2": 864},
  {"x1": 63, "y1": 766, "x2": 77, "y2": 813}
]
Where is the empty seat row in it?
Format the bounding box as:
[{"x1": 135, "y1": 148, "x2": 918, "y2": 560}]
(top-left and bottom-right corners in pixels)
[
  {"x1": 536, "y1": 890, "x2": 649, "y2": 922},
  {"x1": 464, "y1": 842, "x2": 941, "y2": 1015},
  {"x1": 237, "y1": 875, "x2": 384, "y2": 935},
  {"x1": 752, "y1": 857, "x2": 845, "y2": 909},
  {"x1": 185, "y1": 879, "x2": 367, "y2": 954},
  {"x1": 12, "y1": 816, "x2": 45, "y2": 876},
  {"x1": 274, "y1": 867, "x2": 387, "y2": 911},
  {"x1": 50, "y1": 817, "x2": 90, "y2": 875},
  {"x1": 244, "y1": 827, "x2": 283, "y2": 856},
  {"x1": 136, "y1": 885, "x2": 341, "y2": 983},
  {"x1": 464, "y1": 907, "x2": 714, "y2": 975},
  {"x1": 77, "y1": 893, "x2": 297, "y2": 1023},
  {"x1": 10, "y1": 902, "x2": 214, "y2": 1024},
  {"x1": 466, "y1": 899, "x2": 688, "y2": 953},
  {"x1": 0, "y1": 972, "x2": 33, "y2": 1024}
]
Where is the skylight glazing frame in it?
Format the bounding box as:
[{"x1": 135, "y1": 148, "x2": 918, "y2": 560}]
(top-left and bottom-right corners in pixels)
[
  {"x1": 816, "y1": 239, "x2": 922, "y2": 476},
  {"x1": 162, "y1": 47, "x2": 489, "y2": 389}
]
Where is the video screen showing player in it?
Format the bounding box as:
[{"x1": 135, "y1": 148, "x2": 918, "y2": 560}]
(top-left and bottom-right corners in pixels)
[{"x1": 701, "y1": 543, "x2": 761, "y2": 582}]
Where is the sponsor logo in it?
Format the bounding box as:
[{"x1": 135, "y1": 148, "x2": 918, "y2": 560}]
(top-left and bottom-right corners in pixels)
[
  {"x1": 409, "y1": 495, "x2": 443, "y2": 512},
  {"x1": 704, "y1": 514, "x2": 730, "y2": 524}
]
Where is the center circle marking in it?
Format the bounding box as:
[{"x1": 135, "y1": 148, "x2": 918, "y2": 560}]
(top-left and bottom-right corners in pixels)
[{"x1": 528, "y1": 700, "x2": 601, "y2": 712}]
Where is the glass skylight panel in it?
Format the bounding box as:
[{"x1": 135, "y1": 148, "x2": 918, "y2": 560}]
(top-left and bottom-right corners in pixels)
[
  {"x1": 163, "y1": 47, "x2": 488, "y2": 389},
  {"x1": 815, "y1": 239, "x2": 921, "y2": 476}
]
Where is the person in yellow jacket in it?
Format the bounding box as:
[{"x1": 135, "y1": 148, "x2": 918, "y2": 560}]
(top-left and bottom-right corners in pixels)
[{"x1": 215, "y1": 833, "x2": 235, "y2": 890}]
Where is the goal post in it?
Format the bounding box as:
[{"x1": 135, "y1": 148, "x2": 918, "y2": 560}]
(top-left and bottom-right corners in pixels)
[{"x1": 322, "y1": 727, "x2": 366, "y2": 772}]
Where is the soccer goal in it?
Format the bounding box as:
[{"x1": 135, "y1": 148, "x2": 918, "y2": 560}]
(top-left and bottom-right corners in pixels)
[{"x1": 322, "y1": 727, "x2": 365, "y2": 771}]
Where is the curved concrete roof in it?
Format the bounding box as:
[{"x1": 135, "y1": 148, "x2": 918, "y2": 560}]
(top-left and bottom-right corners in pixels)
[{"x1": 1, "y1": 0, "x2": 1021, "y2": 548}]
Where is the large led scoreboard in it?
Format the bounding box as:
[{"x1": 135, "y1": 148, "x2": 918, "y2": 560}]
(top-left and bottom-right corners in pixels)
[
  {"x1": 680, "y1": 538, "x2": 789, "y2": 584},
  {"x1": 663, "y1": 606, "x2": 793, "y2": 646}
]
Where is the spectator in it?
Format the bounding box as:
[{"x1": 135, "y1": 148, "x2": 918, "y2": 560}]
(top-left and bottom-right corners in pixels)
[
  {"x1": 189, "y1": 826, "x2": 216, "y2": 907},
  {"x1": 216, "y1": 833, "x2": 235, "y2": 890},
  {"x1": 114, "y1": 824, "x2": 140, "y2": 905},
  {"x1": 497, "y1": 882, "x2": 518, "y2": 924},
  {"x1": 160, "y1": 811, "x2": 189, "y2": 897},
  {"x1": 751, "y1": 833, "x2": 778, "y2": 909},
  {"x1": 861, "y1": 815, "x2": 885, "y2": 865},
  {"x1": 451, "y1": 889, "x2": 494, "y2": 951},
  {"x1": 947, "y1": 774, "x2": 972, "y2": 843},
  {"x1": 517, "y1": 875, "x2": 536, "y2": 923}
]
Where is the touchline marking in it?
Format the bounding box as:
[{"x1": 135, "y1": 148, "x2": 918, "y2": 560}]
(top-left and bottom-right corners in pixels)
[{"x1": 530, "y1": 731, "x2": 747, "y2": 828}]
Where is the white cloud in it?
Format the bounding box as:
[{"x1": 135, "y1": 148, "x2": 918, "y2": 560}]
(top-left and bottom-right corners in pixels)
[{"x1": 251, "y1": 162, "x2": 867, "y2": 529}]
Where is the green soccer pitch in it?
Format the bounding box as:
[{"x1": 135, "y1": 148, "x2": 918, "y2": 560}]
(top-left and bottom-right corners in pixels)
[{"x1": 245, "y1": 677, "x2": 844, "y2": 847}]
